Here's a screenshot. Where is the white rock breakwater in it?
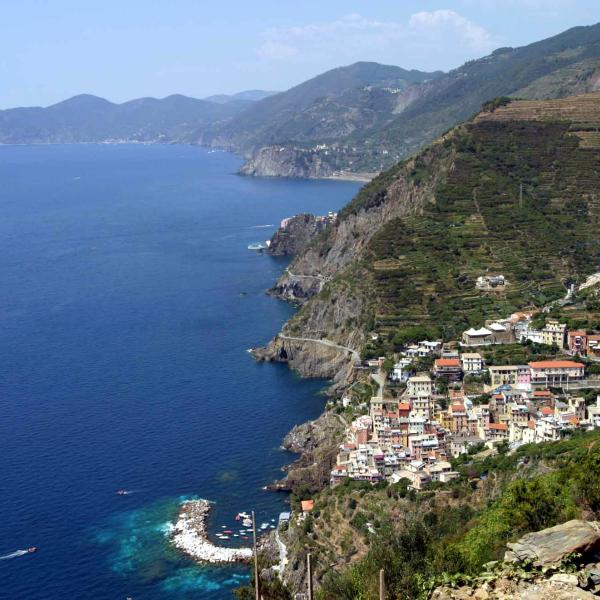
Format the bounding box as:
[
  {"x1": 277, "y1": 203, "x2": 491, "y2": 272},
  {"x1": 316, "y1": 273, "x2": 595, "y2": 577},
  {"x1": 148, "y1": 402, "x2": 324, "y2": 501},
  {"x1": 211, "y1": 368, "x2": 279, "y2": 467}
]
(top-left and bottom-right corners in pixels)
[{"x1": 171, "y1": 499, "x2": 253, "y2": 563}]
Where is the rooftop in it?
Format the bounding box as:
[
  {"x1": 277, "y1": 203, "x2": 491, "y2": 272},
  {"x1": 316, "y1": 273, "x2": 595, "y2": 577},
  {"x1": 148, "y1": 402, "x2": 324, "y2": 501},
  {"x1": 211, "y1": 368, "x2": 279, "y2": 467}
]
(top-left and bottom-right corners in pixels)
[
  {"x1": 488, "y1": 423, "x2": 508, "y2": 431},
  {"x1": 435, "y1": 358, "x2": 460, "y2": 367},
  {"x1": 529, "y1": 360, "x2": 585, "y2": 369},
  {"x1": 464, "y1": 327, "x2": 492, "y2": 337}
]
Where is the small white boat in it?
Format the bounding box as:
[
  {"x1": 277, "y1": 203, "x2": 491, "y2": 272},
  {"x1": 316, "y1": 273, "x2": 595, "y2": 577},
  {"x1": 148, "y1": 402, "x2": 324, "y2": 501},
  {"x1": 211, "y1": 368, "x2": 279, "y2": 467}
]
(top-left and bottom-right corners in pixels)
[
  {"x1": 242, "y1": 519, "x2": 252, "y2": 527},
  {"x1": 247, "y1": 242, "x2": 268, "y2": 251}
]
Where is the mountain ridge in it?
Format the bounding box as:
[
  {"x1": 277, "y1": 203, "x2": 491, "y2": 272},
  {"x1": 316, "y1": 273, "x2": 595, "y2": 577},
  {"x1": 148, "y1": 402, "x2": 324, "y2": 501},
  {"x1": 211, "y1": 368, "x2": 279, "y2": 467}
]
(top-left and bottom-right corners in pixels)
[{"x1": 233, "y1": 23, "x2": 600, "y2": 178}]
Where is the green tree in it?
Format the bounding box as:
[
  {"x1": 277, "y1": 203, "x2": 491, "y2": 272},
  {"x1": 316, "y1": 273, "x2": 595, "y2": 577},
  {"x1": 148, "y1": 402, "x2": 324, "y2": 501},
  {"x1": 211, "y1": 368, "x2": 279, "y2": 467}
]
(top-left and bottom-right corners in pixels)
[{"x1": 576, "y1": 447, "x2": 600, "y2": 515}]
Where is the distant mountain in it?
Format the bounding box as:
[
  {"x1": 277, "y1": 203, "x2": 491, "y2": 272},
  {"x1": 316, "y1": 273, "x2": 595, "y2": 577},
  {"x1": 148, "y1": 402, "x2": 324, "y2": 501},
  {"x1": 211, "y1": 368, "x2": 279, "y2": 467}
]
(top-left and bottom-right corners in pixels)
[
  {"x1": 203, "y1": 90, "x2": 278, "y2": 104},
  {"x1": 231, "y1": 23, "x2": 600, "y2": 178},
  {"x1": 203, "y1": 62, "x2": 442, "y2": 153},
  {"x1": 0, "y1": 93, "x2": 247, "y2": 144},
  {"x1": 3, "y1": 23, "x2": 600, "y2": 177}
]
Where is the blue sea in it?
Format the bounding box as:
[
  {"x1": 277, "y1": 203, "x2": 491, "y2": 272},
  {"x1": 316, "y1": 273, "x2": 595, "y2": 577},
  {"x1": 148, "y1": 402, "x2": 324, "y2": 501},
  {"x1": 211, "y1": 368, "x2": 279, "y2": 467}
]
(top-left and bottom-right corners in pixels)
[{"x1": 0, "y1": 144, "x2": 359, "y2": 599}]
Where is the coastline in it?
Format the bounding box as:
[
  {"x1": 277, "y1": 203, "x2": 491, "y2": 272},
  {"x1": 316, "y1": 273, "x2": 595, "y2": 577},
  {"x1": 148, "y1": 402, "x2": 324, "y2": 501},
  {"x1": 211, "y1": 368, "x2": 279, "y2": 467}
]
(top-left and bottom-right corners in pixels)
[
  {"x1": 171, "y1": 499, "x2": 253, "y2": 564},
  {"x1": 0, "y1": 140, "x2": 376, "y2": 183}
]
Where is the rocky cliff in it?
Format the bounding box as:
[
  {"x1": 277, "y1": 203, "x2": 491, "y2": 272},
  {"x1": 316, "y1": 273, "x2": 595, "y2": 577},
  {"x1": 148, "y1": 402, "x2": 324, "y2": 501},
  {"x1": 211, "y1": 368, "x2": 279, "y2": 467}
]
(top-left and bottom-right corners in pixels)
[
  {"x1": 267, "y1": 214, "x2": 330, "y2": 257},
  {"x1": 253, "y1": 137, "x2": 452, "y2": 378},
  {"x1": 268, "y1": 410, "x2": 347, "y2": 493},
  {"x1": 239, "y1": 146, "x2": 337, "y2": 178}
]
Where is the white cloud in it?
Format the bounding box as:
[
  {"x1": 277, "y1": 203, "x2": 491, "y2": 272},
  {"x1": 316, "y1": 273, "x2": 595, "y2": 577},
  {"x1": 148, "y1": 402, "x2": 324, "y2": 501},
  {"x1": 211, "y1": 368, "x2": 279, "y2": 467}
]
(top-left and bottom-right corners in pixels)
[
  {"x1": 252, "y1": 11, "x2": 500, "y2": 71},
  {"x1": 255, "y1": 41, "x2": 299, "y2": 62},
  {"x1": 409, "y1": 10, "x2": 494, "y2": 51}
]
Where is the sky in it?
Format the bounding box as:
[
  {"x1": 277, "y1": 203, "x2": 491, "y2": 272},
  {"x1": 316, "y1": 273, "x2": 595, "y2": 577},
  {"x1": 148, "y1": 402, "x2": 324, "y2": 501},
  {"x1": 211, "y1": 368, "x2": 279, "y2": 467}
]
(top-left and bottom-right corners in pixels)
[{"x1": 1, "y1": 0, "x2": 600, "y2": 108}]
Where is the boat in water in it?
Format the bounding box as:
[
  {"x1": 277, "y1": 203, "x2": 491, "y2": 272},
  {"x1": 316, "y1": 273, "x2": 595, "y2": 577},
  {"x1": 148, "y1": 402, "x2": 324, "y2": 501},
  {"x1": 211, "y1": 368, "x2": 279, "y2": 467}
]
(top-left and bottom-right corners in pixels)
[{"x1": 247, "y1": 241, "x2": 270, "y2": 251}]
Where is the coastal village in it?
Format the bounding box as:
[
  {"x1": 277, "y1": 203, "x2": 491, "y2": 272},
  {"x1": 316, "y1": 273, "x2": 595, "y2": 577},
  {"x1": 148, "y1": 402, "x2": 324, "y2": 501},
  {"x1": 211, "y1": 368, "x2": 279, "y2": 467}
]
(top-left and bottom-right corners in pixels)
[{"x1": 330, "y1": 298, "x2": 600, "y2": 491}]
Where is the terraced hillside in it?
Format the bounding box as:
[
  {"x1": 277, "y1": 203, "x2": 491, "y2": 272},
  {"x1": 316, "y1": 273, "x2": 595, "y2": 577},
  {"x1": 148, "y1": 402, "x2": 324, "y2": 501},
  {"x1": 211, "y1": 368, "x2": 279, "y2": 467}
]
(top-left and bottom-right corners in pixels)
[{"x1": 266, "y1": 93, "x2": 600, "y2": 372}]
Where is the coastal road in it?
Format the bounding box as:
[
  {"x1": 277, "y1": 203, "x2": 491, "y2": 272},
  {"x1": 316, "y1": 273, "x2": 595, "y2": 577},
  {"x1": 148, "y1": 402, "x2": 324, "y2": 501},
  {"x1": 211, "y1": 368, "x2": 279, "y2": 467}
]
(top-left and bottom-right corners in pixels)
[
  {"x1": 278, "y1": 334, "x2": 360, "y2": 361},
  {"x1": 284, "y1": 268, "x2": 330, "y2": 282}
]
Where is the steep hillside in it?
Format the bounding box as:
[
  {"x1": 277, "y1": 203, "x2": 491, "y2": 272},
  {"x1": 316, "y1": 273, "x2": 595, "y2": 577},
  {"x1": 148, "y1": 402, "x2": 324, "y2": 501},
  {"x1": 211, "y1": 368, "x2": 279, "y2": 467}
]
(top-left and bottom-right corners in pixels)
[
  {"x1": 257, "y1": 92, "x2": 600, "y2": 377},
  {"x1": 202, "y1": 62, "x2": 441, "y2": 159},
  {"x1": 237, "y1": 23, "x2": 600, "y2": 178},
  {"x1": 0, "y1": 93, "x2": 249, "y2": 144}
]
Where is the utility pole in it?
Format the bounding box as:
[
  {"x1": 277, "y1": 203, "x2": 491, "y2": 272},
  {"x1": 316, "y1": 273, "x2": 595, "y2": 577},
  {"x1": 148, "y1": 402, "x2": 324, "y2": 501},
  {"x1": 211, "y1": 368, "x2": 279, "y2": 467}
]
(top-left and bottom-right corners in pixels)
[
  {"x1": 379, "y1": 568, "x2": 385, "y2": 600},
  {"x1": 252, "y1": 511, "x2": 260, "y2": 600},
  {"x1": 519, "y1": 182, "x2": 523, "y2": 209},
  {"x1": 307, "y1": 553, "x2": 314, "y2": 600}
]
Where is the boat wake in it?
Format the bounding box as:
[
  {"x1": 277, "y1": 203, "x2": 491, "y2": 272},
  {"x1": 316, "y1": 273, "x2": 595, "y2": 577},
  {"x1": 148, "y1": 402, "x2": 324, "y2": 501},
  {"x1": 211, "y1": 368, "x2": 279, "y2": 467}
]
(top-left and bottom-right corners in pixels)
[
  {"x1": 0, "y1": 550, "x2": 29, "y2": 560},
  {"x1": 251, "y1": 224, "x2": 273, "y2": 229}
]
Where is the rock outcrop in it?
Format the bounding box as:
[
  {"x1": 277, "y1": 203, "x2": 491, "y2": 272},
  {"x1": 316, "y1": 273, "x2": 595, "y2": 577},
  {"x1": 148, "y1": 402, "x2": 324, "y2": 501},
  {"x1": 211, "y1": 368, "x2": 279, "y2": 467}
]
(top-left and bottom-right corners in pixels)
[
  {"x1": 432, "y1": 520, "x2": 600, "y2": 600},
  {"x1": 239, "y1": 146, "x2": 336, "y2": 179},
  {"x1": 267, "y1": 214, "x2": 330, "y2": 257},
  {"x1": 252, "y1": 334, "x2": 357, "y2": 381},
  {"x1": 268, "y1": 411, "x2": 347, "y2": 492},
  {"x1": 504, "y1": 520, "x2": 600, "y2": 567},
  {"x1": 431, "y1": 579, "x2": 597, "y2": 599}
]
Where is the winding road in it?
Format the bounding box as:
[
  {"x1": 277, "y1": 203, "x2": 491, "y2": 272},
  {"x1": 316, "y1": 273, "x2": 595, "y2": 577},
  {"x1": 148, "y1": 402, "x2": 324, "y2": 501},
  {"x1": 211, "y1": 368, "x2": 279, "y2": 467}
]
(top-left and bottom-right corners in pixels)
[{"x1": 284, "y1": 268, "x2": 330, "y2": 282}]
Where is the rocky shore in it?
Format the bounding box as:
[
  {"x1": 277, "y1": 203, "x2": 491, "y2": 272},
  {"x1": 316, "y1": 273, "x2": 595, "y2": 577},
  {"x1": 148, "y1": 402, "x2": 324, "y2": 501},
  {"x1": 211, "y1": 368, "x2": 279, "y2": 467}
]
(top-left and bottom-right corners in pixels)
[
  {"x1": 267, "y1": 410, "x2": 347, "y2": 492},
  {"x1": 171, "y1": 499, "x2": 252, "y2": 563}
]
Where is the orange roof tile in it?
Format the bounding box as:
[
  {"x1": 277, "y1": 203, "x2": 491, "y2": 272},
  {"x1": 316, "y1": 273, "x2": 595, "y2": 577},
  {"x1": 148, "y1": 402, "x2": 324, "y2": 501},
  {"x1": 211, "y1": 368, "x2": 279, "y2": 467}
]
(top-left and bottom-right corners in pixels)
[
  {"x1": 435, "y1": 358, "x2": 460, "y2": 367},
  {"x1": 488, "y1": 423, "x2": 508, "y2": 431},
  {"x1": 301, "y1": 500, "x2": 314, "y2": 512},
  {"x1": 529, "y1": 360, "x2": 584, "y2": 369},
  {"x1": 398, "y1": 403, "x2": 411, "y2": 411},
  {"x1": 541, "y1": 407, "x2": 554, "y2": 416},
  {"x1": 533, "y1": 390, "x2": 553, "y2": 397}
]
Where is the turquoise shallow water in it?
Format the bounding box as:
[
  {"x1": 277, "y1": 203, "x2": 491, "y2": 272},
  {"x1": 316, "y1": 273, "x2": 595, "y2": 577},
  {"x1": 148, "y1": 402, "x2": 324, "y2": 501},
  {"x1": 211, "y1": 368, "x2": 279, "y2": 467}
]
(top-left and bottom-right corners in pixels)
[{"x1": 0, "y1": 144, "x2": 360, "y2": 599}]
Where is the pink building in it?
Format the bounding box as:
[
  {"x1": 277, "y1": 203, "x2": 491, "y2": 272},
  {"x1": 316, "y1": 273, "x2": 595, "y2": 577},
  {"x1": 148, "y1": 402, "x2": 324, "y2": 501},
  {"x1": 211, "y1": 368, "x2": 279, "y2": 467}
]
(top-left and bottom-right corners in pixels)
[{"x1": 517, "y1": 365, "x2": 531, "y2": 385}]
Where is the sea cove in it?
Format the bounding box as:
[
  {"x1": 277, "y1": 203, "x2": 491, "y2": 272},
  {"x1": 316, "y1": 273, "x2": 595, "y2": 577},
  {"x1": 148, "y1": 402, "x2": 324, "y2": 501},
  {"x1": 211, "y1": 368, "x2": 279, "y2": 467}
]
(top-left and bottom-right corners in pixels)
[{"x1": 0, "y1": 144, "x2": 359, "y2": 599}]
